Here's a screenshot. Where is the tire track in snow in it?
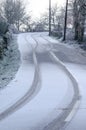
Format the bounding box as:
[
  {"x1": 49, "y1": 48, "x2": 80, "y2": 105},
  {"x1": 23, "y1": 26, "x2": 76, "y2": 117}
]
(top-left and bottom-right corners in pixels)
[
  {"x1": 0, "y1": 34, "x2": 41, "y2": 121},
  {"x1": 46, "y1": 51, "x2": 81, "y2": 130},
  {"x1": 33, "y1": 34, "x2": 81, "y2": 130}
]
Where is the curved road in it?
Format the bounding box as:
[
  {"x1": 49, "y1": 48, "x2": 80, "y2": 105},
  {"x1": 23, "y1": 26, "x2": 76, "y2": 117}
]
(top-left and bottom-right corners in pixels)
[
  {"x1": 0, "y1": 33, "x2": 81, "y2": 130},
  {"x1": 32, "y1": 34, "x2": 81, "y2": 130},
  {"x1": 0, "y1": 34, "x2": 40, "y2": 120}
]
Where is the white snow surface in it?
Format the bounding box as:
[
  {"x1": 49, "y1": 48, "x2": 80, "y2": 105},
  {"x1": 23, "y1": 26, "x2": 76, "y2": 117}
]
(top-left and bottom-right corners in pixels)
[
  {"x1": 65, "y1": 63, "x2": 86, "y2": 130},
  {"x1": 0, "y1": 32, "x2": 86, "y2": 130},
  {"x1": 0, "y1": 33, "x2": 74, "y2": 130},
  {"x1": 0, "y1": 63, "x2": 73, "y2": 130}
]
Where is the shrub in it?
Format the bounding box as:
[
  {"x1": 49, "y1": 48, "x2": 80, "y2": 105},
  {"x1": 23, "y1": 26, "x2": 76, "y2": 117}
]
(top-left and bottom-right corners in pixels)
[
  {"x1": 0, "y1": 21, "x2": 9, "y2": 34},
  {"x1": 0, "y1": 36, "x2": 4, "y2": 58}
]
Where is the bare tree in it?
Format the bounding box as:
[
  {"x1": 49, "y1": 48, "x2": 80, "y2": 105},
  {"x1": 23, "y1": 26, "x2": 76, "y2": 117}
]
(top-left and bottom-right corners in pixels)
[
  {"x1": 3, "y1": 0, "x2": 15, "y2": 24},
  {"x1": 51, "y1": 4, "x2": 59, "y2": 30},
  {"x1": 73, "y1": 0, "x2": 86, "y2": 41},
  {"x1": 14, "y1": 0, "x2": 26, "y2": 30},
  {"x1": 2, "y1": 0, "x2": 29, "y2": 31},
  {"x1": 22, "y1": 16, "x2": 32, "y2": 32}
]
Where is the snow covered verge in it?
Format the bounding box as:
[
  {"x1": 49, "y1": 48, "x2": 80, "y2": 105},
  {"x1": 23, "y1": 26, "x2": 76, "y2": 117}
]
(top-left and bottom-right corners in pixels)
[
  {"x1": 41, "y1": 33, "x2": 86, "y2": 64},
  {"x1": 0, "y1": 35, "x2": 20, "y2": 89}
]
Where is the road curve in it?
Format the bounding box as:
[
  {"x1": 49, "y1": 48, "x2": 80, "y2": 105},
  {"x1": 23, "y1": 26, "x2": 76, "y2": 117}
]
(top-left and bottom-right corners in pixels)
[
  {"x1": 45, "y1": 52, "x2": 81, "y2": 130},
  {"x1": 0, "y1": 34, "x2": 41, "y2": 121},
  {"x1": 32, "y1": 34, "x2": 81, "y2": 130},
  {"x1": 0, "y1": 33, "x2": 81, "y2": 130}
]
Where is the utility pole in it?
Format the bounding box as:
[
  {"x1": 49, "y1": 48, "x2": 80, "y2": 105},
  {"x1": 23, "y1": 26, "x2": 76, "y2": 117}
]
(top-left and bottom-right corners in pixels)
[
  {"x1": 63, "y1": 0, "x2": 68, "y2": 41},
  {"x1": 49, "y1": 0, "x2": 51, "y2": 36}
]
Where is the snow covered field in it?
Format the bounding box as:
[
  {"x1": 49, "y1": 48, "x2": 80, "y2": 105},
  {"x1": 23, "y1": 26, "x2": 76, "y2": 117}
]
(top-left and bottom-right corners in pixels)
[{"x1": 0, "y1": 32, "x2": 86, "y2": 130}]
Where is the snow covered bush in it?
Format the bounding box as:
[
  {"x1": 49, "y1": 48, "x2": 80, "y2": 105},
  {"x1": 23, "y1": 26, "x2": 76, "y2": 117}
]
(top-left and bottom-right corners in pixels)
[
  {"x1": 0, "y1": 36, "x2": 4, "y2": 58},
  {"x1": 0, "y1": 20, "x2": 11, "y2": 58},
  {"x1": 0, "y1": 34, "x2": 20, "y2": 89},
  {"x1": 8, "y1": 24, "x2": 19, "y2": 34},
  {"x1": 0, "y1": 21, "x2": 9, "y2": 34},
  {"x1": 66, "y1": 29, "x2": 75, "y2": 40},
  {"x1": 51, "y1": 31, "x2": 62, "y2": 38},
  {"x1": 0, "y1": 19, "x2": 20, "y2": 88}
]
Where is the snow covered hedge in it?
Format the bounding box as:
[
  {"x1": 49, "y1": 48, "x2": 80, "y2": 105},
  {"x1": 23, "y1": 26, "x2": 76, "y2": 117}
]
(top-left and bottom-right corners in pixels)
[
  {"x1": 0, "y1": 36, "x2": 4, "y2": 58},
  {"x1": 0, "y1": 18, "x2": 20, "y2": 89},
  {"x1": 0, "y1": 21, "x2": 14, "y2": 58}
]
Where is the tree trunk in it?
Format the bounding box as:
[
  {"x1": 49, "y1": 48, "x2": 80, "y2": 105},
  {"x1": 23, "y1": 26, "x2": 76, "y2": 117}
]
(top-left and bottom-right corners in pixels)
[
  {"x1": 74, "y1": 22, "x2": 79, "y2": 40},
  {"x1": 49, "y1": 0, "x2": 51, "y2": 36},
  {"x1": 63, "y1": 0, "x2": 68, "y2": 41}
]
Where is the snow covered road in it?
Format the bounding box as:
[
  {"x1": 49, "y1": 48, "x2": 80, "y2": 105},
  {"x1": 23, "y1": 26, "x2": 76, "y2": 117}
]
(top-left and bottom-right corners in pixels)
[
  {"x1": 0, "y1": 32, "x2": 83, "y2": 130},
  {"x1": 0, "y1": 34, "x2": 40, "y2": 120},
  {"x1": 32, "y1": 34, "x2": 80, "y2": 129},
  {"x1": 65, "y1": 64, "x2": 86, "y2": 130}
]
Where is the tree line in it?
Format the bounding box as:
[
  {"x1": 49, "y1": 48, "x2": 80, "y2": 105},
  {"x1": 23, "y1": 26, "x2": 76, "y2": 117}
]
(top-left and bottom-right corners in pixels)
[
  {"x1": 0, "y1": 0, "x2": 86, "y2": 42},
  {"x1": 34, "y1": 0, "x2": 86, "y2": 42}
]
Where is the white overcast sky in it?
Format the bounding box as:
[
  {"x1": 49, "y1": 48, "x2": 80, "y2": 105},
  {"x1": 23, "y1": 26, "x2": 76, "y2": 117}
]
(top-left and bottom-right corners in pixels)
[
  {"x1": 24, "y1": 0, "x2": 65, "y2": 19},
  {"x1": 0, "y1": 0, "x2": 65, "y2": 20}
]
